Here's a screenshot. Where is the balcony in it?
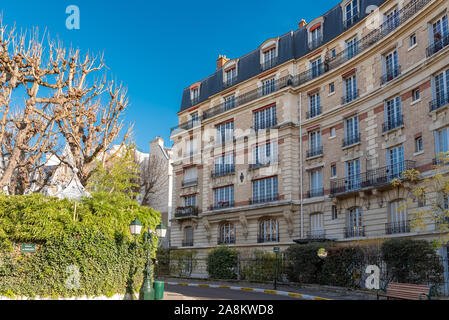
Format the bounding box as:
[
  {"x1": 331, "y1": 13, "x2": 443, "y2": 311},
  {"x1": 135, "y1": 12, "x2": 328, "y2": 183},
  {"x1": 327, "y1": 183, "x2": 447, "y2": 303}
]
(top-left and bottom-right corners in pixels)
[
  {"x1": 342, "y1": 89, "x2": 360, "y2": 105},
  {"x1": 261, "y1": 57, "x2": 278, "y2": 72},
  {"x1": 210, "y1": 201, "x2": 235, "y2": 211},
  {"x1": 385, "y1": 220, "x2": 411, "y2": 235},
  {"x1": 175, "y1": 206, "x2": 199, "y2": 219},
  {"x1": 306, "y1": 230, "x2": 326, "y2": 240},
  {"x1": 182, "y1": 239, "x2": 194, "y2": 247},
  {"x1": 217, "y1": 236, "x2": 236, "y2": 245},
  {"x1": 307, "y1": 188, "x2": 324, "y2": 198},
  {"x1": 307, "y1": 146, "x2": 323, "y2": 159},
  {"x1": 345, "y1": 226, "x2": 365, "y2": 238},
  {"x1": 306, "y1": 107, "x2": 322, "y2": 119},
  {"x1": 344, "y1": 13, "x2": 360, "y2": 30},
  {"x1": 182, "y1": 178, "x2": 198, "y2": 188},
  {"x1": 223, "y1": 77, "x2": 238, "y2": 89},
  {"x1": 249, "y1": 193, "x2": 279, "y2": 205},
  {"x1": 429, "y1": 92, "x2": 449, "y2": 113},
  {"x1": 170, "y1": 119, "x2": 201, "y2": 135},
  {"x1": 294, "y1": 65, "x2": 325, "y2": 87},
  {"x1": 257, "y1": 234, "x2": 279, "y2": 243},
  {"x1": 211, "y1": 165, "x2": 235, "y2": 178},
  {"x1": 249, "y1": 161, "x2": 273, "y2": 170},
  {"x1": 382, "y1": 115, "x2": 404, "y2": 133},
  {"x1": 330, "y1": 160, "x2": 416, "y2": 197},
  {"x1": 342, "y1": 133, "x2": 361, "y2": 148},
  {"x1": 381, "y1": 66, "x2": 401, "y2": 85},
  {"x1": 426, "y1": 33, "x2": 449, "y2": 57}
]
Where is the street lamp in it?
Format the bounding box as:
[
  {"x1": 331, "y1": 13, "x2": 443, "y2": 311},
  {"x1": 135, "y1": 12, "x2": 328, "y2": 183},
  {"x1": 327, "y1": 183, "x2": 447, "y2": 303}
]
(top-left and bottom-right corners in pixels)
[{"x1": 129, "y1": 218, "x2": 167, "y2": 300}]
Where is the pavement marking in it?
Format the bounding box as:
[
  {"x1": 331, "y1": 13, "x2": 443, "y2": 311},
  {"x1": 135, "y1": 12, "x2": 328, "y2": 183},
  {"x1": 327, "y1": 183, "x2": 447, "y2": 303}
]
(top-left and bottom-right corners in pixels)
[{"x1": 164, "y1": 281, "x2": 330, "y2": 300}]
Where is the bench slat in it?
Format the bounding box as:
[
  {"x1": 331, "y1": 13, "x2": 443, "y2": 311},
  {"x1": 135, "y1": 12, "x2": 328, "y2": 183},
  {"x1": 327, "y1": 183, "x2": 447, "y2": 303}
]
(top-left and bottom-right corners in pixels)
[{"x1": 378, "y1": 282, "x2": 431, "y2": 300}]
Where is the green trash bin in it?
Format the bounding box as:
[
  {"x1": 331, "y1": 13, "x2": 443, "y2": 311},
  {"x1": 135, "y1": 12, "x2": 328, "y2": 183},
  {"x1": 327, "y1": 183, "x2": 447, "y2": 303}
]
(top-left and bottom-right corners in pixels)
[{"x1": 154, "y1": 281, "x2": 165, "y2": 300}]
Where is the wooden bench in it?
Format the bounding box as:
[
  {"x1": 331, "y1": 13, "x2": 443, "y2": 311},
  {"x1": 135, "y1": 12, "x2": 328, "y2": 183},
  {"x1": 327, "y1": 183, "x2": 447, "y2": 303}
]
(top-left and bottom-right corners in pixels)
[{"x1": 377, "y1": 282, "x2": 433, "y2": 300}]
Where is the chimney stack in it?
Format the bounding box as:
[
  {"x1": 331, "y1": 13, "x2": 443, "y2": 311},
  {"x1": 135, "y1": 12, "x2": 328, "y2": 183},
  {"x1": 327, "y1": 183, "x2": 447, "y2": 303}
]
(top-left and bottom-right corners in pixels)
[
  {"x1": 216, "y1": 55, "x2": 230, "y2": 70},
  {"x1": 298, "y1": 19, "x2": 307, "y2": 29}
]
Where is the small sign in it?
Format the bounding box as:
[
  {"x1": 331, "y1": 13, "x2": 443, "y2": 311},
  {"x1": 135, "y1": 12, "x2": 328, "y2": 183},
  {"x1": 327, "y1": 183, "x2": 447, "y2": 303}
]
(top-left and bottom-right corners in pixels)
[
  {"x1": 21, "y1": 243, "x2": 36, "y2": 253},
  {"x1": 317, "y1": 248, "x2": 327, "y2": 259},
  {"x1": 273, "y1": 247, "x2": 280, "y2": 253}
]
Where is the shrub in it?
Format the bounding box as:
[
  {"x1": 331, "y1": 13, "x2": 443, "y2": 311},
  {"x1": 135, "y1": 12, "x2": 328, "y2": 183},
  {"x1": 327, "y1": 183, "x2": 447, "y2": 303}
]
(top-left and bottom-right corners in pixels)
[
  {"x1": 206, "y1": 246, "x2": 238, "y2": 280},
  {"x1": 240, "y1": 250, "x2": 278, "y2": 282},
  {"x1": 169, "y1": 250, "x2": 198, "y2": 277}
]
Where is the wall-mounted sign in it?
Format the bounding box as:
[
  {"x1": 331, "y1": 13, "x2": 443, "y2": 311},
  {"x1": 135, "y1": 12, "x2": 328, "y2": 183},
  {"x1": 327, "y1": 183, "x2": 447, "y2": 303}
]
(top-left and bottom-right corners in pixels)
[
  {"x1": 273, "y1": 247, "x2": 280, "y2": 253},
  {"x1": 21, "y1": 243, "x2": 36, "y2": 253}
]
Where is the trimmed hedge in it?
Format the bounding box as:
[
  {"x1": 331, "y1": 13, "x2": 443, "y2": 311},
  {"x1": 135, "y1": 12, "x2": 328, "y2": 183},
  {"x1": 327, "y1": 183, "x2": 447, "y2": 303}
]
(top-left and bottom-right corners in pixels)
[{"x1": 206, "y1": 246, "x2": 238, "y2": 280}]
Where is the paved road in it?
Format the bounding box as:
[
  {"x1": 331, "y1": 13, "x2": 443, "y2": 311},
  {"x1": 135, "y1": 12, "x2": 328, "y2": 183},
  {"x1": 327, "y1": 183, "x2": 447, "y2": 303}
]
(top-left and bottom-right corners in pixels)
[{"x1": 164, "y1": 284, "x2": 299, "y2": 300}]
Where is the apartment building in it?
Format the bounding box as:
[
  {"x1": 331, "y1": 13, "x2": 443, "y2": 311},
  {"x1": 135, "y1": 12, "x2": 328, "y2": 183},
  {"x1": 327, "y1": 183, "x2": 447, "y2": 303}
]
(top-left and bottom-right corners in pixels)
[{"x1": 169, "y1": 0, "x2": 449, "y2": 266}]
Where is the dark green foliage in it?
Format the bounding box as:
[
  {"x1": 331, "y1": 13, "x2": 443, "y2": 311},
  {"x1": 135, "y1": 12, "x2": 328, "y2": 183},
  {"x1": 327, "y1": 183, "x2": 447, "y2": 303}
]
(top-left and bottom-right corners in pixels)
[
  {"x1": 206, "y1": 246, "x2": 238, "y2": 280},
  {"x1": 240, "y1": 250, "x2": 281, "y2": 282}
]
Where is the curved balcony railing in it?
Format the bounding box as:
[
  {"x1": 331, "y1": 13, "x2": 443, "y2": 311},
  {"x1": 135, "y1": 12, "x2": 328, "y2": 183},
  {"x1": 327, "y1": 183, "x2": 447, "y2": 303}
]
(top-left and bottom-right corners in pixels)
[
  {"x1": 342, "y1": 133, "x2": 361, "y2": 148},
  {"x1": 383, "y1": 115, "x2": 404, "y2": 133},
  {"x1": 426, "y1": 33, "x2": 449, "y2": 57},
  {"x1": 307, "y1": 147, "x2": 323, "y2": 158},
  {"x1": 211, "y1": 165, "x2": 235, "y2": 178},
  {"x1": 341, "y1": 89, "x2": 360, "y2": 105},
  {"x1": 175, "y1": 206, "x2": 199, "y2": 218},
  {"x1": 249, "y1": 193, "x2": 279, "y2": 205},
  {"x1": 429, "y1": 92, "x2": 449, "y2": 112},
  {"x1": 170, "y1": 119, "x2": 201, "y2": 135},
  {"x1": 381, "y1": 66, "x2": 402, "y2": 85}
]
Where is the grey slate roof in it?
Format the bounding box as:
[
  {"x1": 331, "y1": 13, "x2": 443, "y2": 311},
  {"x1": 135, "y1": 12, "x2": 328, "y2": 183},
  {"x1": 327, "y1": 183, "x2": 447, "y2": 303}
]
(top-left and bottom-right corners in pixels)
[{"x1": 179, "y1": 0, "x2": 388, "y2": 113}]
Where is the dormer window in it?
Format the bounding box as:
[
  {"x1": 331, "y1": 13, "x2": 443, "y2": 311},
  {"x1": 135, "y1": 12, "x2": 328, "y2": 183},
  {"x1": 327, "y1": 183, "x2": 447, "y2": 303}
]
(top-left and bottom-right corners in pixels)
[
  {"x1": 261, "y1": 47, "x2": 277, "y2": 71},
  {"x1": 224, "y1": 67, "x2": 237, "y2": 88},
  {"x1": 308, "y1": 23, "x2": 323, "y2": 50},
  {"x1": 190, "y1": 86, "x2": 200, "y2": 105},
  {"x1": 343, "y1": 0, "x2": 359, "y2": 29}
]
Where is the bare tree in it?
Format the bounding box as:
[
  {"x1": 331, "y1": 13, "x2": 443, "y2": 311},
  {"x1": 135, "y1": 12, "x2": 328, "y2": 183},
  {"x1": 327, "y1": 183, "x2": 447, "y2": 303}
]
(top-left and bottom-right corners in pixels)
[{"x1": 138, "y1": 154, "x2": 169, "y2": 207}]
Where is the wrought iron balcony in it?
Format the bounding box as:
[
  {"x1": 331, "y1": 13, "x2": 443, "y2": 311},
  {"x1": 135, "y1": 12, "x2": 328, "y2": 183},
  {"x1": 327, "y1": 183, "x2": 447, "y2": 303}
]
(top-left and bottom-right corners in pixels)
[
  {"x1": 429, "y1": 92, "x2": 449, "y2": 113},
  {"x1": 223, "y1": 77, "x2": 238, "y2": 89},
  {"x1": 381, "y1": 66, "x2": 402, "y2": 85},
  {"x1": 307, "y1": 107, "x2": 322, "y2": 119},
  {"x1": 257, "y1": 234, "x2": 279, "y2": 243},
  {"x1": 175, "y1": 206, "x2": 199, "y2": 218},
  {"x1": 330, "y1": 160, "x2": 416, "y2": 196},
  {"x1": 386, "y1": 220, "x2": 410, "y2": 235},
  {"x1": 249, "y1": 161, "x2": 273, "y2": 170},
  {"x1": 426, "y1": 33, "x2": 449, "y2": 57},
  {"x1": 182, "y1": 178, "x2": 198, "y2": 187},
  {"x1": 261, "y1": 57, "x2": 278, "y2": 71},
  {"x1": 344, "y1": 13, "x2": 360, "y2": 30},
  {"x1": 211, "y1": 165, "x2": 235, "y2": 178},
  {"x1": 249, "y1": 193, "x2": 279, "y2": 205},
  {"x1": 307, "y1": 147, "x2": 323, "y2": 158},
  {"x1": 210, "y1": 201, "x2": 235, "y2": 211},
  {"x1": 217, "y1": 236, "x2": 236, "y2": 245},
  {"x1": 342, "y1": 133, "x2": 361, "y2": 148},
  {"x1": 342, "y1": 89, "x2": 360, "y2": 105},
  {"x1": 170, "y1": 119, "x2": 201, "y2": 135},
  {"x1": 345, "y1": 226, "x2": 365, "y2": 238},
  {"x1": 307, "y1": 188, "x2": 324, "y2": 198},
  {"x1": 382, "y1": 115, "x2": 404, "y2": 133},
  {"x1": 182, "y1": 239, "x2": 194, "y2": 247},
  {"x1": 306, "y1": 230, "x2": 326, "y2": 240}
]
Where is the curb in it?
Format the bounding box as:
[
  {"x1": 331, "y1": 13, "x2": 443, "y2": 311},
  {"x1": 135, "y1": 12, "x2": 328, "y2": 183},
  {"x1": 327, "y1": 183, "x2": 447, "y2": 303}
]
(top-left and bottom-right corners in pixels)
[{"x1": 164, "y1": 281, "x2": 331, "y2": 300}]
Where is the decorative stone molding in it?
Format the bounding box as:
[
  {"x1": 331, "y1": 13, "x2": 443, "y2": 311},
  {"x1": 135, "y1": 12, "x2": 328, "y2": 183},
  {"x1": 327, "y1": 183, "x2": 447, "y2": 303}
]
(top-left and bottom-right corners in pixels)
[
  {"x1": 382, "y1": 187, "x2": 410, "y2": 204},
  {"x1": 203, "y1": 217, "x2": 211, "y2": 241},
  {"x1": 372, "y1": 189, "x2": 384, "y2": 208},
  {"x1": 283, "y1": 209, "x2": 294, "y2": 236},
  {"x1": 239, "y1": 214, "x2": 249, "y2": 239},
  {"x1": 305, "y1": 202, "x2": 325, "y2": 215},
  {"x1": 339, "y1": 196, "x2": 364, "y2": 211},
  {"x1": 359, "y1": 191, "x2": 371, "y2": 210}
]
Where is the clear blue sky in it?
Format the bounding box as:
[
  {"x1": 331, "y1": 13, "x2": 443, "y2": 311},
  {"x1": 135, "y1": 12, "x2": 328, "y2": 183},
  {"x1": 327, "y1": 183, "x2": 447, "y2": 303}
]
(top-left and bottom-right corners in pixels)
[{"x1": 1, "y1": 0, "x2": 339, "y2": 152}]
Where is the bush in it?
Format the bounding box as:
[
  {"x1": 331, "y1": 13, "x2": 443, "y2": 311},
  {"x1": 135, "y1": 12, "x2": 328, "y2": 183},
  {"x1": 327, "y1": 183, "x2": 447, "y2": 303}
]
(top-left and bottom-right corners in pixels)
[
  {"x1": 169, "y1": 249, "x2": 198, "y2": 277},
  {"x1": 240, "y1": 250, "x2": 278, "y2": 282},
  {"x1": 206, "y1": 246, "x2": 238, "y2": 280}
]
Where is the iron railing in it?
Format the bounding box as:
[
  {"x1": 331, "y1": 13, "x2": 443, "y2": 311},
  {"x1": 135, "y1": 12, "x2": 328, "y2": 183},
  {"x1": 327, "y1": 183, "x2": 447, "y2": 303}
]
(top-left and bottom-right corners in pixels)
[
  {"x1": 429, "y1": 92, "x2": 449, "y2": 112},
  {"x1": 293, "y1": 65, "x2": 325, "y2": 86},
  {"x1": 182, "y1": 239, "x2": 194, "y2": 247},
  {"x1": 307, "y1": 188, "x2": 324, "y2": 198},
  {"x1": 249, "y1": 193, "x2": 279, "y2": 205},
  {"x1": 342, "y1": 89, "x2": 360, "y2": 105},
  {"x1": 426, "y1": 33, "x2": 449, "y2": 57},
  {"x1": 223, "y1": 77, "x2": 238, "y2": 89},
  {"x1": 307, "y1": 146, "x2": 323, "y2": 158},
  {"x1": 182, "y1": 178, "x2": 198, "y2": 187},
  {"x1": 386, "y1": 220, "x2": 411, "y2": 235},
  {"x1": 209, "y1": 201, "x2": 235, "y2": 211},
  {"x1": 211, "y1": 165, "x2": 235, "y2": 178},
  {"x1": 175, "y1": 206, "x2": 199, "y2": 218},
  {"x1": 170, "y1": 119, "x2": 201, "y2": 135},
  {"x1": 344, "y1": 13, "x2": 360, "y2": 30},
  {"x1": 307, "y1": 107, "x2": 322, "y2": 119},
  {"x1": 306, "y1": 230, "x2": 326, "y2": 240},
  {"x1": 257, "y1": 233, "x2": 280, "y2": 243},
  {"x1": 383, "y1": 115, "x2": 404, "y2": 133},
  {"x1": 249, "y1": 161, "x2": 273, "y2": 170},
  {"x1": 342, "y1": 133, "x2": 361, "y2": 148},
  {"x1": 217, "y1": 236, "x2": 236, "y2": 245},
  {"x1": 381, "y1": 66, "x2": 402, "y2": 85},
  {"x1": 330, "y1": 160, "x2": 416, "y2": 196},
  {"x1": 345, "y1": 226, "x2": 365, "y2": 238}
]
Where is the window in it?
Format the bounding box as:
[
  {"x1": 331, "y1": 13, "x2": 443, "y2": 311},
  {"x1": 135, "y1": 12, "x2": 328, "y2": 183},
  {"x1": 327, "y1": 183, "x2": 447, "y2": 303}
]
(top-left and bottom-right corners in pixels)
[
  {"x1": 309, "y1": 213, "x2": 324, "y2": 238},
  {"x1": 418, "y1": 194, "x2": 426, "y2": 208},
  {"x1": 345, "y1": 37, "x2": 358, "y2": 60},
  {"x1": 214, "y1": 185, "x2": 234, "y2": 209},
  {"x1": 262, "y1": 47, "x2": 277, "y2": 70},
  {"x1": 309, "y1": 25, "x2": 323, "y2": 49},
  {"x1": 310, "y1": 59, "x2": 323, "y2": 78},
  {"x1": 191, "y1": 87, "x2": 199, "y2": 104},
  {"x1": 432, "y1": 15, "x2": 448, "y2": 44},
  {"x1": 384, "y1": 8, "x2": 399, "y2": 30},
  {"x1": 252, "y1": 176, "x2": 278, "y2": 204},
  {"x1": 213, "y1": 154, "x2": 235, "y2": 177},
  {"x1": 183, "y1": 226, "x2": 194, "y2": 247},
  {"x1": 183, "y1": 167, "x2": 198, "y2": 187},
  {"x1": 415, "y1": 136, "x2": 423, "y2": 153},
  {"x1": 190, "y1": 112, "x2": 199, "y2": 122},
  {"x1": 412, "y1": 89, "x2": 420, "y2": 102},
  {"x1": 309, "y1": 169, "x2": 323, "y2": 198},
  {"x1": 331, "y1": 49, "x2": 337, "y2": 58},
  {"x1": 345, "y1": 159, "x2": 361, "y2": 191},
  {"x1": 224, "y1": 68, "x2": 237, "y2": 87},
  {"x1": 224, "y1": 95, "x2": 236, "y2": 111},
  {"x1": 185, "y1": 139, "x2": 198, "y2": 157},
  {"x1": 331, "y1": 164, "x2": 337, "y2": 178},
  {"x1": 262, "y1": 78, "x2": 276, "y2": 96},
  {"x1": 434, "y1": 127, "x2": 449, "y2": 160},
  {"x1": 388, "y1": 200, "x2": 409, "y2": 234},
  {"x1": 182, "y1": 195, "x2": 197, "y2": 207},
  {"x1": 258, "y1": 219, "x2": 279, "y2": 243},
  {"x1": 409, "y1": 33, "x2": 417, "y2": 47},
  {"x1": 383, "y1": 50, "x2": 400, "y2": 83},
  {"x1": 218, "y1": 223, "x2": 235, "y2": 245},
  {"x1": 329, "y1": 83, "x2": 335, "y2": 93},
  {"x1": 308, "y1": 131, "x2": 322, "y2": 157},
  {"x1": 343, "y1": 74, "x2": 358, "y2": 104},
  {"x1": 344, "y1": 0, "x2": 359, "y2": 29},
  {"x1": 308, "y1": 92, "x2": 321, "y2": 118},
  {"x1": 387, "y1": 145, "x2": 405, "y2": 180},
  {"x1": 330, "y1": 127, "x2": 336, "y2": 137},
  {"x1": 383, "y1": 97, "x2": 402, "y2": 132},
  {"x1": 432, "y1": 69, "x2": 449, "y2": 110},
  {"x1": 254, "y1": 105, "x2": 277, "y2": 131},
  {"x1": 343, "y1": 116, "x2": 359, "y2": 146},
  {"x1": 252, "y1": 141, "x2": 278, "y2": 167},
  {"x1": 216, "y1": 121, "x2": 234, "y2": 144},
  {"x1": 332, "y1": 205, "x2": 338, "y2": 220},
  {"x1": 347, "y1": 207, "x2": 363, "y2": 237}
]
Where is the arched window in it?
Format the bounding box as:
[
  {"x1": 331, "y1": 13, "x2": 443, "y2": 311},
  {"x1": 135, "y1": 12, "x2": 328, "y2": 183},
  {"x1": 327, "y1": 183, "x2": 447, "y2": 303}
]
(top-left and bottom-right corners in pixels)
[
  {"x1": 346, "y1": 207, "x2": 363, "y2": 238},
  {"x1": 258, "y1": 218, "x2": 279, "y2": 243},
  {"x1": 183, "y1": 226, "x2": 194, "y2": 247},
  {"x1": 218, "y1": 223, "x2": 235, "y2": 245},
  {"x1": 388, "y1": 200, "x2": 409, "y2": 234}
]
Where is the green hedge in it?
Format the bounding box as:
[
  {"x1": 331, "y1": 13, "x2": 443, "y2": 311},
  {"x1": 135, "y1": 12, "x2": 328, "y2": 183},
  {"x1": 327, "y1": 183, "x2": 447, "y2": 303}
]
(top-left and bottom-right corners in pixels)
[
  {"x1": 0, "y1": 192, "x2": 161, "y2": 298},
  {"x1": 206, "y1": 246, "x2": 238, "y2": 280}
]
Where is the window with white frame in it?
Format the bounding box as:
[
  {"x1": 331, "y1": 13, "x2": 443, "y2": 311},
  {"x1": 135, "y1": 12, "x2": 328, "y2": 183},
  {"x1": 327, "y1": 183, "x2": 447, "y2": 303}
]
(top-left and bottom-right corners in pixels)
[
  {"x1": 214, "y1": 185, "x2": 234, "y2": 208},
  {"x1": 258, "y1": 218, "x2": 279, "y2": 242},
  {"x1": 433, "y1": 69, "x2": 449, "y2": 109},
  {"x1": 309, "y1": 24, "x2": 323, "y2": 49},
  {"x1": 344, "y1": 115, "x2": 359, "y2": 146},
  {"x1": 219, "y1": 223, "x2": 235, "y2": 244},
  {"x1": 224, "y1": 67, "x2": 237, "y2": 87},
  {"x1": 262, "y1": 78, "x2": 276, "y2": 96},
  {"x1": 345, "y1": 37, "x2": 358, "y2": 59},
  {"x1": 254, "y1": 105, "x2": 277, "y2": 131},
  {"x1": 310, "y1": 58, "x2": 323, "y2": 78},
  {"x1": 345, "y1": 159, "x2": 361, "y2": 191},
  {"x1": 252, "y1": 141, "x2": 278, "y2": 166},
  {"x1": 309, "y1": 169, "x2": 323, "y2": 197},
  {"x1": 343, "y1": 74, "x2": 358, "y2": 103},
  {"x1": 384, "y1": 96, "x2": 402, "y2": 132},
  {"x1": 384, "y1": 7, "x2": 399, "y2": 30},
  {"x1": 409, "y1": 33, "x2": 417, "y2": 47},
  {"x1": 262, "y1": 47, "x2": 277, "y2": 70},
  {"x1": 191, "y1": 87, "x2": 199, "y2": 104},
  {"x1": 434, "y1": 127, "x2": 449, "y2": 160},
  {"x1": 389, "y1": 200, "x2": 408, "y2": 234},
  {"x1": 332, "y1": 205, "x2": 338, "y2": 220},
  {"x1": 184, "y1": 226, "x2": 194, "y2": 246},
  {"x1": 383, "y1": 50, "x2": 400, "y2": 83},
  {"x1": 183, "y1": 167, "x2": 198, "y2": 186},
  {"x1": 431, "y1": 15, "x2": 448, "y2": 44},
  {"x1": 216, "y1": 121, "x2": 234, "y2": 144},
  {"x1": 185, "y1": 138, "x2": 198, "y2": 157},
  {"x1": 224, "y1": 95, "x2": 236, "y2": 111},
  {"x1": 182, "y1": 195, "x2": 197, "y2": 207},
  {"x1": 252, "y1": 176, "x2": 278, "y2": 203},
  {"x1": 309, "y1": 213, "x2": 324, "y2": 238},
  {"x1": 214, "y1": 153, "x2": 235, "y2": 176},
  {"x1": 415, "y1": 136, "x2": 423, "y2": 153},
  {"x1": 387, "y1": 145, "x2": 405, "y2": 179},
  {"x1": 308, "y1": 91, "x2": 321, "y2": 118},
  {"x1": 308, "y1": 130, "x2": 322, "y2": 157},
  {"x1": 347, "y1": 207, "x2": 363, "y2": 237},
  {"x1": 344, "y1": 0, "x2": 359, "y2": 28}
]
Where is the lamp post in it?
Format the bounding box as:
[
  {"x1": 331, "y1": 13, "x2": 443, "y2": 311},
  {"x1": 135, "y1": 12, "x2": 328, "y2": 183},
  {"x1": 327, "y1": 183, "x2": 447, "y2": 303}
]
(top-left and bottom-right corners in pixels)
[{"x1": 129, "y1": 218, "x2": 167, "y2": 300}]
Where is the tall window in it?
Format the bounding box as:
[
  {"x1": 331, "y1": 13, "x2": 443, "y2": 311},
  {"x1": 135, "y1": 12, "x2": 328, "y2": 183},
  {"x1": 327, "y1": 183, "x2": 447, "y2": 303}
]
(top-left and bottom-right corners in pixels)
[
  {"x1": 343, "y1": 74, "x2": 358, "y2": 104},
  {"x1": 383, "y1": 50, "x2": 400, "y2": 83},
  {"x1": 345, "y1": 159, "x2": 361, "y2": 191},
  {"x1": 309, "y1": 213, "x2": 324, "y2": 238},
  {"x1": 384, "y1": 97, "x2": 402, "y2": 132},
  {"x1": 309, "y1": 169, "x2": 323, "y2": 198},
  {"x1": 214, "y1": 154, "x2": 235, "y2": 177},
  {"x1": 347, "y1": 207, "x2": 363, "y2": 237},
  {"x1": 432, "y1": 15, "x2": 448, "y2": 44},
  {"x1": 387, "y1": 145, "x2": 405, "y2": 180},
  {"x1": 185, "y1": 139, "x2": 197, "y2": 157},
  {"x1": 214, "y1": 185, "x2": 234, "y2": 208},
  {"x1": 252, "y1": 176, "x2": 278, "y2": 204},
  {"x1": 216, "y1": 121, "x2": 234, "y2": 144},
  {"x1": 254, "y1": 105, "x2": 277, "y2": 131},
  {"x1": 224, "y1": 95, "x2": 235, "y2": 111},
  {"x1": 309, "y1": 25, "x2": 323, "y2": 49},
  {"x1": 191, "y1": 87, "x2": 199, "y2": 104},
  {"x1": 344, "y1": 116, "x2": 359, "y2": 146},
  {"x1": 219, "y1": 223, "x2": 235, "y2": 244},
  {"x1": 252, "y1": 141, "x2": 278, "y2": 166},
  {"x1": 183, "y1": 226, "x2": 194, "y2": 247},
  {"x1": 258, "y1": 219, "x2": 279, "y2": 243},
  {"x1": 435, "y1": 127, "x2": 449, "y2": 159},
  {"x1": 183, "y1": 167, "x2": 198, "y2": 187},
  {"x1": 308, "y1": 92, "x2": 321, "y2": 118},
  {"x1": 384, "y1": 8, "x2": 399, "y2": 30},
  {"x1": 344, "y1": 0, "x2": 359, "y2": 28},
  {"x1": 262, "y1": 47, "x2": 277, "y2": 70},
  {"x1": 308, "y1": 130, "x2": 322, "y2": 157},
  {"x1": 311, "y1": 59, "x2": 323, "y2": 78},
  {"x1": 388, "y1": 200, "x2": 409, "y2": 234},
  {"x1": 433, "y1": 69, "x2": 449, "y2": 110},
  {"x1": 182, "y1": 195, "x2": 197, "y2": 207},
  {"x1": 224, "y1": 68, "x2": 237, "y2": 87},
  {"x1": 345, "y1": 37, "x2": 358, "y2": 60},
  {"x1": 262, "y1": 78, "x2": 276, "y2": 95}
]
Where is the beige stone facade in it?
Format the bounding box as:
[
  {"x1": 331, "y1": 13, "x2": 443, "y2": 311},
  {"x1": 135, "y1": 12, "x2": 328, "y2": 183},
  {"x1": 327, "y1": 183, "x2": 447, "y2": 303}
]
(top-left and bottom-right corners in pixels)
[{"x1": 169, "y1": 0, "x2": 449, "y2": 270}]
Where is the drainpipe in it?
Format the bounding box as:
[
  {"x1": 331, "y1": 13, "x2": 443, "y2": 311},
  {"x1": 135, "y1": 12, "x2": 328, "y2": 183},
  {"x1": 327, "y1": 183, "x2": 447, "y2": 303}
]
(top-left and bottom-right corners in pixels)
[{"x1": 299, "y1": 92, "x2": 304, "y2": 239}]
